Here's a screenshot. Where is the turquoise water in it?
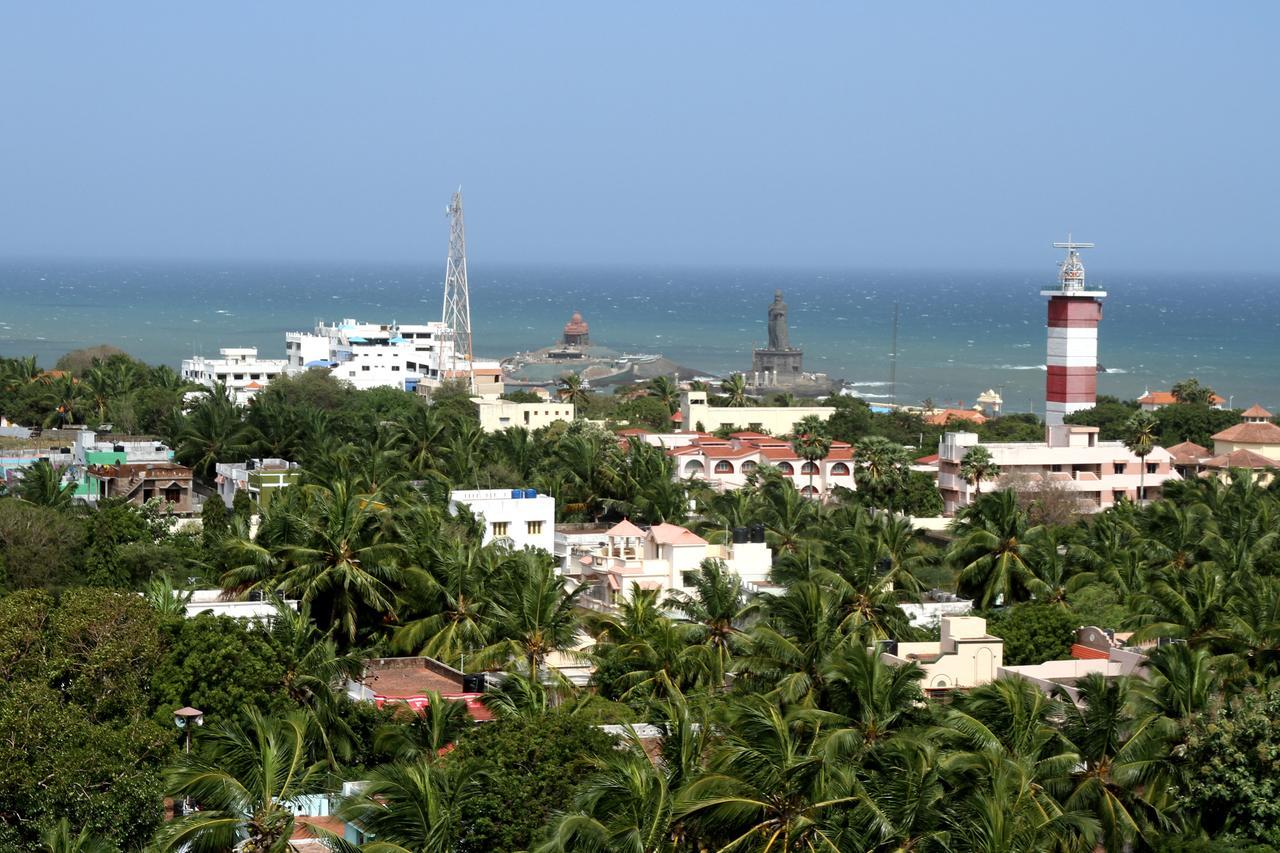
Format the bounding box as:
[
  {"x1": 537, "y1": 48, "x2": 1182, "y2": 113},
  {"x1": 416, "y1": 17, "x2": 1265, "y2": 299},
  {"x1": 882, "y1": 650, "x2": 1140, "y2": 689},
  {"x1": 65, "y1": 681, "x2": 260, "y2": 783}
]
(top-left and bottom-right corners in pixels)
[{"x1": 1, "y1": 259, "x2": 1277, "y2": 413}]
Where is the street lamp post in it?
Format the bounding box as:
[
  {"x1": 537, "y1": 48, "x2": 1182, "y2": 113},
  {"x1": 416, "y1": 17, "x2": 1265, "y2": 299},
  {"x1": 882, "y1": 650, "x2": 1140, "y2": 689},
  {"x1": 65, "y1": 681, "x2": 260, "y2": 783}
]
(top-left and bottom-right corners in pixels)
[{"x1": 173, "y1": 706, "x2": 204, "y2": 816}]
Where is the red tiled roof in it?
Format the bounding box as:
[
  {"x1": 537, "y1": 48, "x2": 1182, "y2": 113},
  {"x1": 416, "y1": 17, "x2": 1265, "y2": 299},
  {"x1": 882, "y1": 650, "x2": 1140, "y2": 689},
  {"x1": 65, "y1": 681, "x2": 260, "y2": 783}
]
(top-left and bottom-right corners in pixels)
[
  {"x1": 1071, "y1": 643, "x2": 1110, "y2": 661},
  {"x1": 648, "y1": 522, "x2": 707, "y2": 546},
  {"x1": 670, "y1": 411, "x2": 684, "y2": 422},
  {"x1": 923, "y1": 409, "x2": 987, "y2": 426},
  {"x1": 616, "y1": 428, "x2": 652, "y2": 436},
  {"x1": 1212, "y1": 421, "x2": 1280, "y2": 445},
  {"x1": 1139, "y1": 390, "x2": 1227, "y2": 406},
  {"x1": 607, "y1": 519, "x2": 646, "y2": 538},
  {"x1": 1242, "y1": 404, "x2": 1274, "y2": 419},
  {"x1": 915, "y1": 453, "x2": 940, "y2": 464},
  {"x1": 1202, "y1": 449, "x2": 1279, "y2": 470},
  {"x1": 1165, "y1": 441, "x2": 1209, "y2": 465}
]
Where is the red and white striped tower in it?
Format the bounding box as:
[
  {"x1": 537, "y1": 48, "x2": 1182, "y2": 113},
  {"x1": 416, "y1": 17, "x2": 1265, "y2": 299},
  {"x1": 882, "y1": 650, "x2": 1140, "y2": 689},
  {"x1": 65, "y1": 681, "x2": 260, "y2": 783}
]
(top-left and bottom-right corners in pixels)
[{"x1": 1042, "y1": 239, "x2": 1105, "y2": 427}]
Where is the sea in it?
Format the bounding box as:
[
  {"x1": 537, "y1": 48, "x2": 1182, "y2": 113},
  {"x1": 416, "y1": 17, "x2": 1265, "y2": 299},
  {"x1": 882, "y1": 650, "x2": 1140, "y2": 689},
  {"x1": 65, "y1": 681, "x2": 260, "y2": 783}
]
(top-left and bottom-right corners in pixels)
[{"x1": 1, "y1": 258, "x2": 1277, "y2": 414}]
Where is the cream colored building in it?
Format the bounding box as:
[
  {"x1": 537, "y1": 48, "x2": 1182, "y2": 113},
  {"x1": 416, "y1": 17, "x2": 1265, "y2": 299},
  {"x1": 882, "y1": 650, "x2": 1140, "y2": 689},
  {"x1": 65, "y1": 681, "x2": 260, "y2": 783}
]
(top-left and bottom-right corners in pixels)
[
  {"x1": 474, "y1": 398, "x2": 575, "y2": 433},
  {"x1": 1211, "y1": 405, "x2": 1280, "y2": 462},
  {"x1": 679, "y1": 390, "x2": 834, "y2": 436},
  {"x1": 882, "y1": 616, "x2": 1003, "y2": 694},
  {"x1": 575, "y1": 519, "x2": 772, "y2": 608}
]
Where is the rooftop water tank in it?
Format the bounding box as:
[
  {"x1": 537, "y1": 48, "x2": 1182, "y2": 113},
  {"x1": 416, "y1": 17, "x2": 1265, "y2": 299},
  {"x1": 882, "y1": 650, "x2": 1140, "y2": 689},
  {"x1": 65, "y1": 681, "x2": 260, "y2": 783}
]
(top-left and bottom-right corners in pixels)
[
  {"x1": 511, "y1": 489, "x2": 523, "y2": 499},
  {"x1": 523, "y1": 489, "x2": 537, "y2": 498}
]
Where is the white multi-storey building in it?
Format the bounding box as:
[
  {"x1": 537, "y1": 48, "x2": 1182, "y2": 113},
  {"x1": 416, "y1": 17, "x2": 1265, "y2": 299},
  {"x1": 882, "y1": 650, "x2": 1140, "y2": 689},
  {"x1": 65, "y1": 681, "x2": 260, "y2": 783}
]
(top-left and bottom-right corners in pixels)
[
  {"x1": 575, "y1": 519, "x2": 773, "y2": 608},
  {"x1": 449, "y1": 488, "x2": 556, "y2": 553},
  {"x1": 284, "y1": 319, "x2": 502, "y2": 395},
  {"x1": 181, "y1": 348, "x2": 295, "y2": 405}
]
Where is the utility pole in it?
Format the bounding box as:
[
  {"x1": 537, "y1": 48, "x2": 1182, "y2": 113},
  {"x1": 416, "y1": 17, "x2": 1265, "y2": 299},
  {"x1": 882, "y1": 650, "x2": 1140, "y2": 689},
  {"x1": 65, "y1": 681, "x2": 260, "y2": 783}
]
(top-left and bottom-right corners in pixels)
[{"x1": 442, "y1": 188, "x2": 475, "y2": 393}]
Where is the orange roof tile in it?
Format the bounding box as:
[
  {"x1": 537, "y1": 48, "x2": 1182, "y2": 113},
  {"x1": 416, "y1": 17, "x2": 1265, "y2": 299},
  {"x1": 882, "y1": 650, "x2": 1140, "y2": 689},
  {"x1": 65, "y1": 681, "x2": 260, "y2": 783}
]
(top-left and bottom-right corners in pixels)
[
  {"x1": 1212, "y1": 421, "x2": 1280, "y2": 445},
  {"x1": 606, "y1": 519, "x2": 646, "y2": 538},
  {"x1": 648, "y1": 523, "x2": 707, "y2": 545},
  {"x1": 1139, "y1": 390, "x2": 1227, "y2": 405},
  {"x1": 1202, "y1": 449, "x2": 1280, "y2": 470},
  {"x1": 1165, "y1": 441, "x2": 1209, "y2": 465},
  {"x1": 1071, "y1": 643, "x2": 1111, "y2": 661},
  {"x1": 1242, "y1": 404, "x2": 1274, "y2": 419}
]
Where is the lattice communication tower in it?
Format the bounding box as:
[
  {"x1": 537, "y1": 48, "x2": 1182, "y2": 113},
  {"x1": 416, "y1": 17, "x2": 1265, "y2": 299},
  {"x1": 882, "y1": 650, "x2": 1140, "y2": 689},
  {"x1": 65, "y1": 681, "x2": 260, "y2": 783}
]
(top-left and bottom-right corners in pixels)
[{"x1": 441, "y1": 189, "x2": 474, "y2": 391}]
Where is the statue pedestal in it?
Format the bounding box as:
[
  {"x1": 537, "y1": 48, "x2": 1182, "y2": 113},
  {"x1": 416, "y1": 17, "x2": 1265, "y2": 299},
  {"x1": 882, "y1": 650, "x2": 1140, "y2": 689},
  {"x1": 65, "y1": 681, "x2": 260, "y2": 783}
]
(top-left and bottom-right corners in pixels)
[{"x1": 752, "y1": 348, "x2": 804, "y2": 385}]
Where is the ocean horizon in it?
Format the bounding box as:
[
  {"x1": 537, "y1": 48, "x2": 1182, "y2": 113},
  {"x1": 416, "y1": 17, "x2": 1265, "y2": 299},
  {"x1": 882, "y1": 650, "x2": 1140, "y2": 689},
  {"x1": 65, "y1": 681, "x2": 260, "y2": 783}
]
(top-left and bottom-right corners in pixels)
[{"x1": 1, "y1": 257, "x2": 1277, "y2": 413}]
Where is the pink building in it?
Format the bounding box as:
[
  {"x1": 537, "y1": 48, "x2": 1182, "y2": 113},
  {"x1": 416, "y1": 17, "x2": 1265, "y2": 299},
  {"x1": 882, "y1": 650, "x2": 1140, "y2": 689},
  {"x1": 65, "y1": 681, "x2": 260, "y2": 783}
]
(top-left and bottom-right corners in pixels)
[{"x1": 663, "y1": 432, "x2": 854, "y2": 498}]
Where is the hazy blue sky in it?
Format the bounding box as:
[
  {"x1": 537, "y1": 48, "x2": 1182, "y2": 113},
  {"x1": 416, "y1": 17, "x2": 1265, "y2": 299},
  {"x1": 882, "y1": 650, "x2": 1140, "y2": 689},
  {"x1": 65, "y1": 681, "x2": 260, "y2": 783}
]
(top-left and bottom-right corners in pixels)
[{"x1": 2, "y1": 4, "x2": 1276, "y2": 270}]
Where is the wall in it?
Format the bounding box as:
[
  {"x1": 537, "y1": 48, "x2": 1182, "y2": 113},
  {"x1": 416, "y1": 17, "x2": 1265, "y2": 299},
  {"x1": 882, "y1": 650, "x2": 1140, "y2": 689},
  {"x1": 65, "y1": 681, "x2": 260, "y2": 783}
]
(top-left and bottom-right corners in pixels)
[
  {"x1": 679, "y1": 392, "x2": 834, "y2": 436},
  {"x1": 450, "y1": 489, "x2": 556, "y2": 553},
  {"x1": 476, "y1": 399, "x2": 575, "y2": 433}
]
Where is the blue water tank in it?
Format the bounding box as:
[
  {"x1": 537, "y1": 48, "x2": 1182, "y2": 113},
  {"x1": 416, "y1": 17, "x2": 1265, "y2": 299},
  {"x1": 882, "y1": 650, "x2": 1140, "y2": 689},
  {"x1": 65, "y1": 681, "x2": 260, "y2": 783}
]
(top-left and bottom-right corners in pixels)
[
  {"x1": 523, "y1": 488, "x2": 537, "y2": 498},
  {"x1": 511, "y1": 489, "x2": 523, "y2": 499}
]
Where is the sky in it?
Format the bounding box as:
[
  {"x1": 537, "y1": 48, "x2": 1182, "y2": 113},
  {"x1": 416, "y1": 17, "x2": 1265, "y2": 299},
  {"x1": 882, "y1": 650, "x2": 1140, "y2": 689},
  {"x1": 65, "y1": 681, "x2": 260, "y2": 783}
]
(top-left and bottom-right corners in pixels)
[{"x1": 1, "y1": 4, "x2": 1277, "y2": 271}]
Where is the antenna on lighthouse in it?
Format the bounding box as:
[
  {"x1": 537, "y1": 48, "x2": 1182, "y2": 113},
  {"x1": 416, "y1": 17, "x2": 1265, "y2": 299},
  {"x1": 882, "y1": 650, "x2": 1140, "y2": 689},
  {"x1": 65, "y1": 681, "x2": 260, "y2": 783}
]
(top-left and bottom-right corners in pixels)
[
  {"x1": 1052, "y1": 235, "x2": 1095, "y2": 293},
  {"x1": 442, "y1": 188, "x2": 475, "y2": 392}
]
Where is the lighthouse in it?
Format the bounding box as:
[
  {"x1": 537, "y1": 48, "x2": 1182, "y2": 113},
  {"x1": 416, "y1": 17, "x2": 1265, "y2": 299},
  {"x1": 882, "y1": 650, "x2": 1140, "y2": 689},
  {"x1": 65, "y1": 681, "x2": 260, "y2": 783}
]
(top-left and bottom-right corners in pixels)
[{"x1": 1042, "y1": 239, "x2": 1105, "y2": 427}]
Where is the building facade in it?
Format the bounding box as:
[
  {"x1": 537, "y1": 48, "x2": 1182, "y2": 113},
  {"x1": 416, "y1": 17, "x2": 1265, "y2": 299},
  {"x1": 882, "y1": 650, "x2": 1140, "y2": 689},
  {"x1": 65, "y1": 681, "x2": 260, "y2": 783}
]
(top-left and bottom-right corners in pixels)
[
  {"x1": 181, "y1": 348, "x2": 295, "y2": 405},
  {"x1": 665, "y1": 431, "x2": 854, "y2": 498},
  {"x1": 679, "y1": 391, "x2": 835, "y2": 436},
  {"x1": 449, "y1": 488, "x2": 556, "y2": 553},
  {"x1": 937, "y1": 427, "x2": 1180, "y2": 514},
  {"x1": 574, "y1": 519, "x2": 772, "y2": 607},
  {"x1": 215, "y1": 458, "x2": 302, "y2": 509},
  {"x1": 285, "y1": 319, "x2": 503, "y2": 395},
  {"x1": 882, "y1": 616, "x2": 1004, "y2": 694},
  {"x1": 85, "y1": 461, "x2": 194, "y2": 512},
  {"x1": 475, "y1": 398, "x2": 575, "y2": 433}
]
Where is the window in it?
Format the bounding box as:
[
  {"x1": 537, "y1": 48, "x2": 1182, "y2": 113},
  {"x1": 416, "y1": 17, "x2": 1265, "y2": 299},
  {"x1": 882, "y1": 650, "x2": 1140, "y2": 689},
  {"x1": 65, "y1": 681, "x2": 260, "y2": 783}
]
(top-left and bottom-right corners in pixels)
[
  {"x1": 684, "y1": 460, "x2": 704, "y2": 474},
  {"x1": 491, "y1": 522, "x2": 509, "y2": 537},
  {"x1": 713, "y1": 460, "x2": 734, "y2": 474},
  {"x1": 1146, "y1": 463, "x2": 1157, "y2": 474},
  {"x1": 778, "y1": 462, "x2": 795, "y2": 475},
  {"x1": 740, "y1": 460, "x2": 758, "y2": 474},
  {"x1": 527, "y1": 520, "x2": 543, "y2": 535},
  {"x1": 362, "y1": 365, "x2": 371, "y2": 371},
  {"x1": 1113, "y1": 463, "x2": 1126, "y2": 475},
  {"x1": 801, "y1": 461, "x2": 820, "y2": 475},
  {"x1": 800, "y1": 485, "x2": 818, "y2": 498},
  {"x1": 392, "y1": 366, "x2": 401, "y2": 371},
  {"x1": 830, "y1": 462, "x2": 850, "y2": 476}
]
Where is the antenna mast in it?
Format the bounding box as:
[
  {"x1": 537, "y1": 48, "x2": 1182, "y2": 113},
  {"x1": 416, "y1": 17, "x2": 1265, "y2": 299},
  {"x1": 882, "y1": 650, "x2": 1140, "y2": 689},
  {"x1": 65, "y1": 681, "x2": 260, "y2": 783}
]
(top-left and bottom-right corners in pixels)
[{"x1": 442, "y1": 189, "x2": 474, "y2": 392}]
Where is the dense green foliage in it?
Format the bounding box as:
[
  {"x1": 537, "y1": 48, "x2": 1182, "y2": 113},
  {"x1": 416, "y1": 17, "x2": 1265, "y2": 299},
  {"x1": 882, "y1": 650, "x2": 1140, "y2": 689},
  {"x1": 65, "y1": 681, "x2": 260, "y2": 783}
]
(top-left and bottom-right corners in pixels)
[{"x1": 4, "y1": 355, "x2": 1280, "y2": 850}]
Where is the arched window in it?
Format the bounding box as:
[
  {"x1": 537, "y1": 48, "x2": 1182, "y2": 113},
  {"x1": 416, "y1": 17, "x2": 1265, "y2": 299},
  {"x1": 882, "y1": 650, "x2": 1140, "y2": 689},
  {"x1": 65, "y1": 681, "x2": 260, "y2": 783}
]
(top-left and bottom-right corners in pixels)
[
  {"x1": 684, "y1": 459, "x2": 705, "y2": 475},
  {"x1": 713, "y1": 460, "x2": 734, "y2": 474},
  {"x1": 800, "y1": 485, "x2": 818, "y2": 498},
  {"x1": 777, "y1": 462, "x2": 795, "y2": 475},
  {"x1": 830, "y1": 462, "x2": 850, "y2": 476},
  {"x1": 740, "y1": 460, "x2": 758, "y2": 474},
  {"x1": 801, "y1": 461, "x2": 820, "y2": 475}
]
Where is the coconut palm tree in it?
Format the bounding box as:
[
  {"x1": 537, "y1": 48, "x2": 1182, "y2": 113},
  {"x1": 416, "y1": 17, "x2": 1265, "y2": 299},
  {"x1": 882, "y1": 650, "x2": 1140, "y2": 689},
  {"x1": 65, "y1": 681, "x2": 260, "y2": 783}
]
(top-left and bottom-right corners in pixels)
[
  {"x1": 16, "y1": 459, "x2": 78, "y2": 509},
  {"x1": 647, "y1": 376, "x2": 680, "y2": 414},
  {"x1": 959, "y1": 445, "x2": 998, "y2": 497},
  {"x1": 664, "y1": 559, "x2": 757, "y2": 689},
  {"x1": 557, "y1": 373, "x2": 590, "y2": 409},
  {"x1": 719, "y1": 374, "x2": 750, "y2": 407},
  {"x1": 157, "y1": 708, "x2": 326, "y2": 852},
  {"x1": 220, "y1": 480, "x2": 409, "y2": 645},
  {"x1": 38, "y1": 373, "x2": 85, "y2": 428},
  {"x1": 677, "y1": 697, "x2": 860, "y2": 851},
  {"x1": 843, "y1": 736, "x2": 949, "y2": 853},
  {"x1": 336, "y1": 759, "x2": 481, "y2": 853},
  {"x1": 822, "y1": 645, "x2": 924, "y2": 749},
  {"x1": 737, "y1": 581, "x2": 854, "y2": 705},
  {"x1": 479, "y1": 551, "x2": 585, "y2": 675},
  {"x1": 1056, "y1": 673, "x2": 1175, "y2": 852},
  {"x1": 948, "y1": 490, "x2": 1043, "y2": 609},
  {"x1": 374, "y1": 691, "x2": 473, "y2": 762},
  {"x1": 536, "y1": 730, "x2": 686, "y2": 853},
  {"x1": 38, "y1": 819, "x2": 114, "y2": 853},
  {"x1": 394, "y1": 539, "x2": 500, "y2": 670},
  {"x1": 142, "y1": 575, "x2": 193, "y2": 619},
  {"x1": 178, "y1": 390, "x2": 258, "y2": 479},
  {"x1": 1123, "y1": 410, "x2": 1159, "y2": 503},
  {"x1": 393, "y1": 403, "x2": 449, "y2": 477},
  {"x1": 791, "y1": 431, "x2": 832, "y2": 500}
]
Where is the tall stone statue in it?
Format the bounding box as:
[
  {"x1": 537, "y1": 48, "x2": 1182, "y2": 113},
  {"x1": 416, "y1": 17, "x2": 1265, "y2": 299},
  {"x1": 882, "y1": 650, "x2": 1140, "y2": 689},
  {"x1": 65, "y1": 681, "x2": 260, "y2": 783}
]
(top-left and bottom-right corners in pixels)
[{"x1": 767, "y1": 289, "x2": 789, "y2": 350}]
